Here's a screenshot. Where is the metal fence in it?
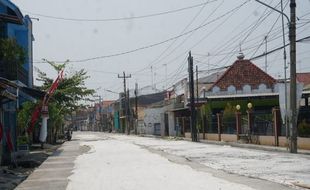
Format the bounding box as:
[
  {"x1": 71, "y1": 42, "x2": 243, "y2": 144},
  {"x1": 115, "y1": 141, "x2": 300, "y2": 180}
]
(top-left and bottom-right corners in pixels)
[
  {"x1": 222, "y1": 119, "x2": 236, "y2": 134},
  {"x1": 252, "y1": 112, "x2": 273, "y2": 136},
  {"x1": 297, "y1": 108, "x2": 310, "y2": 137},
  {"x1": 206, "y1": 114, "x2": 218, "y2": 133}
]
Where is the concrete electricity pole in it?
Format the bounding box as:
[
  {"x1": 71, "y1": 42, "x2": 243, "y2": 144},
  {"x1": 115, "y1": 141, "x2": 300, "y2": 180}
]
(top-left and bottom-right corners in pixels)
[
  {"x1": 188, "y1": 51, "x2": 198, "y2": 142},
  {"x1": 196, "y1": 65, "x2": 199, "y2": 102},
  {"x1": 289, "y1": 0, "x2": 297, "y2": 153},
  {"x1": 254, "y1": 0, "x2": 297, "y2": 153},
  {"x1": 134, "y1": 83, "x2": 138, "y2": 135},
  {"x1": 118, "y1": 71, "x2": 131, "y2": 135}
]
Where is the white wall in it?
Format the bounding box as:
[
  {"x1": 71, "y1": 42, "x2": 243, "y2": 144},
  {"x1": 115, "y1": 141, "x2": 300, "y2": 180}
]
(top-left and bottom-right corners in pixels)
[
  {"x1": 143, "y1": 107, "x2": 164, "y2": 135},
  {"x1": 168, "y1": 111, "x2": 176, "y2": 136}
]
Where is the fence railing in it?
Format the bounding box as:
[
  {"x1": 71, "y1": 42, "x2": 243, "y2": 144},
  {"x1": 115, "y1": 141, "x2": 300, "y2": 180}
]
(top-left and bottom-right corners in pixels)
[{"x1": 253, "y1": 113, "x2": 273, "y2": 136}]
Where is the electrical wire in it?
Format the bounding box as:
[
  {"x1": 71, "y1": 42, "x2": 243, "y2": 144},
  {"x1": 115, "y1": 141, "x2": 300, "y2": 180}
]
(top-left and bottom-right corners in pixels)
[
  {"x1": 197, "y1": 0, "x2": 283, "y2": 71},
  {"x1": 133, "y1": 0, "x2": 212, "y2": 74},
  {"x1": 134, "y1": 0, "x2": 245, "y2": 80},
  {"x1": 23, "y1": 0, "x2": 219, "y2": 22},
  {"x1": 33, "y1": 0, "x2": 250, "y2": 64},
  {"x1": 143, "y1": 0, "x2": 225, "y2": 72}
]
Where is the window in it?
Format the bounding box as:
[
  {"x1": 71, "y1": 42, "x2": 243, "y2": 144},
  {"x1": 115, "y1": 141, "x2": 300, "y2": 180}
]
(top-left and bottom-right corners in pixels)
[
  {"x1": 227, "y1": 85, "x2": 236, "y2": 93},
  {"x1": 258, "y1": 83, "x2": 267, "y2": 91},
  {"x1": 243, "y1": 85, "x2": 251, "y2": 93},
  {"x1": 212, "y1": 86, "x2": 220, "y2": 93}
]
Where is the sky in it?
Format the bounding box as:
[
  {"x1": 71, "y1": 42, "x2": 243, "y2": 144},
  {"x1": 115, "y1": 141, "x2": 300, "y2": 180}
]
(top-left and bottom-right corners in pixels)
[{"x1": 11, "y1": 0, "x2": 310, "y2": 101}]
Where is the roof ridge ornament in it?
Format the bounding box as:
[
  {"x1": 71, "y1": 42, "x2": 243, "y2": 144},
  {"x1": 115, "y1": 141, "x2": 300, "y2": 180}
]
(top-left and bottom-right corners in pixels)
[{"x1": 237, "y1": 43, "x2": 245, "y2": 60}]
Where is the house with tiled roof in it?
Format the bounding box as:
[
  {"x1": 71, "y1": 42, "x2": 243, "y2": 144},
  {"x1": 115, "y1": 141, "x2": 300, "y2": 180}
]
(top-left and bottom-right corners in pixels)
[
  {"x1": 192, "y1": 54, "x2": 282, "y2": 142},
  {"x1": 190, "y1": 54, "x2": 310, "y2": 150},
  {"x1": 206, "y1": 53, "x2": 277, "y2": 96},
  {"x1": 297, "y1": 73, "x2": 310, "y2": 90}
]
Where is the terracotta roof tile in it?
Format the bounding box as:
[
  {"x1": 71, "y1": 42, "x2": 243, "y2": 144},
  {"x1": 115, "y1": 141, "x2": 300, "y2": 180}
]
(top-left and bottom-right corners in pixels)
[
  {"x1": 297, "y1": 73, "x2": 310, "y2": 85},
  {"x1": 209, "y1": 59, "x2": 276, "y2": 91}
]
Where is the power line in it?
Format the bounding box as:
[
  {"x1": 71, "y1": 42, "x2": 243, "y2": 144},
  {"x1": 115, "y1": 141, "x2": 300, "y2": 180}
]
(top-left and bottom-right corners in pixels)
[
  {"x1": 23, "y1": 0, "x2": 219, "y2": 22},
  {"x1": 152, "y1": 0, "x2": 248, "y2": 89},
  {"x1": 88, "y1": 9, "x2": 310, "y2": 94},
  {"x1": 192, "y1": 13, "x2": 310, "y2": 63},
  {"x1": 133, "y1": 0, "x2": 211, "y2": 74},
  {"x1": 135, "y1": 0, "x2": 245, "y2": 79},
  {"x1": 250, "y1": 35, "x2": 310, "y2": 61},
  {"x1": 249, "y1": 0, "x2": 288, "y2": 59},
  {"x1": 198, "y1": 0, "x2": 285, "y2": 70},
  {"x1": 135, "y1": 0, "x2": 226, "y2": 75},
  {"x1": 34, "y1": 0, "x2": 250, "y2": 64}
]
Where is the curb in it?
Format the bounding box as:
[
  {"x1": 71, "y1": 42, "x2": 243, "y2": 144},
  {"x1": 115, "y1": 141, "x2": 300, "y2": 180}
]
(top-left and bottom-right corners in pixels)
[{"x1": 134, "y1": 133, "x2": 310, "y2": 155}]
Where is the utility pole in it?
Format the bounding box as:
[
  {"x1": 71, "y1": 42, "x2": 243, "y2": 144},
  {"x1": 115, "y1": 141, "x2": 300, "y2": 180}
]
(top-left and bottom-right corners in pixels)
[
  {"x1": 254, "y1": 0, "x2": 297, "y2": 153},
  {"x1": 196, "y1": 65, "x2": 199, "y2": 102},
  {"x1": 188, "y1": 51, "x2": 197, "y2": 142},
  {"x1": 196, "y1": 65, "x2": 200, "y2": 141},
  {"x1": 118, "y1": 71, "x2": 131, "y2": 135},
  {"x1": 289, "y1": 0, "x2": 297, "y2": 153},
  {"x1": 163, "y1": 64, "x2": 167, "y2": 89},
  {"x1": 281, "y1": 0, "x2": 289, "y2": 148},
  {"x1": 99, "y1": 95, "x2": 102, "y2": 132},
  {"x1": 264, "y1": 36, "x2": 268, "y2": 73},
  {"x1": 126, "y1": 88, "x2": 131, "y2": 135},
  {"x1": 134, "y1": 83, "x2": 138, "y2": 135},
  {"x1": 151, "y1": 66, "x2": 154, "y2": 89}
]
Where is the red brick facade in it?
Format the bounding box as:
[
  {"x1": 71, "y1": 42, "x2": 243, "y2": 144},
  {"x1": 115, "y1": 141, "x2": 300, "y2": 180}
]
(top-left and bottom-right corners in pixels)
[{"x1": 209, "y1": 59, "x2": 276, "y2": 91}]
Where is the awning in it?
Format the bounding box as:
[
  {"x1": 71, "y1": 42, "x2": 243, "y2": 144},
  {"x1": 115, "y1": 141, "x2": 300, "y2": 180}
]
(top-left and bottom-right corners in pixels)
[
  {"x1": 0, "y1": 89, "x2": 16, "y2": 101},
  {"x1": 0, "y1": 77, "x2": 46, "y2": 102},
  {"x1": 206, "y1": 92, "x2": 278, "y2": 100}
]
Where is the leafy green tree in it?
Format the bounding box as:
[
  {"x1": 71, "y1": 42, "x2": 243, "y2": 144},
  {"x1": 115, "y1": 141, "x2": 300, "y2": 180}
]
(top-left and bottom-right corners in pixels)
[
  {"x1": 17, "y1": 101, "x2": 36, "y2": 143},
  {"x1": 37, "y1": 60, "x2": 95, "y2": 113},
  {"x1": 0, "y1": 38, "x2": 25, "y2": 66},
  {"x1": 18, "y1": 60, "x2": 95, "y2": 143}
]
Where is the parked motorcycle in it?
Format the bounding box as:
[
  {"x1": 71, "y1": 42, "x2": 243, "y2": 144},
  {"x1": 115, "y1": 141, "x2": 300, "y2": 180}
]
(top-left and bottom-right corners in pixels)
[{"x1": 66, "y1": 129, "x2": 72, "y2": 141}]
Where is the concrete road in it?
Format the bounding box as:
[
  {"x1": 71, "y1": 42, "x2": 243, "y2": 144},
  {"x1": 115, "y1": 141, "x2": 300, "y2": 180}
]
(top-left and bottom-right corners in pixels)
[{"x1": 17, "y1": 132, "x2": 300, "y2": 190}]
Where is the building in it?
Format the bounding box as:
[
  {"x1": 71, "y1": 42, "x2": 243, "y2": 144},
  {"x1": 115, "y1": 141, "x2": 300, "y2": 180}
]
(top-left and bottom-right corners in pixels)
[
  {"x1": 0, "y1": 0, "x2": 34, "y2": 87},
  {"x1": 0, "y1": 0, "x2": 39, "y2": 165}
]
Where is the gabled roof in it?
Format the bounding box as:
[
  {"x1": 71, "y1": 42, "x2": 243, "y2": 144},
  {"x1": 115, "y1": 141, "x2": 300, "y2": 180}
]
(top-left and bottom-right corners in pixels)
[
  {"x1": 297, "y1": 73, "x2": 310, "y2": 86},
  {"x1": 199, "y1": 69, "x2": 228, "y2": 84},
  {"x1": 134, "y1": 91, "x2": 166, "y2": 106},
  {"x1": 101, "y1": 100, "x2": 115, "y2": 108},
  {"x1": 209, "y1": 58, "x2": 276, "y2": 91}
]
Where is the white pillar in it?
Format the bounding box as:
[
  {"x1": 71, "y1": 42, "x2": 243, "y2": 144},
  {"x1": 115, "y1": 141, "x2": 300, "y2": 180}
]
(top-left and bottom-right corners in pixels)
[{"x1": 39, "y1": 116, "x2": 48, "y2": 142}]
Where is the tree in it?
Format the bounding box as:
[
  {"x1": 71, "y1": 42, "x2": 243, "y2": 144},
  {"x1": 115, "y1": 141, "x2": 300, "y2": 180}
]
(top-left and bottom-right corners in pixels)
[
  {"x1": 0, "y1": 38, "x2": 25, "y2": 66},
  {"x1": 37, "y1": 60, "x2": 95, "y2": 113},
  {"x1": 19, "y1": 60, "x2": 95, "y2": 143}
]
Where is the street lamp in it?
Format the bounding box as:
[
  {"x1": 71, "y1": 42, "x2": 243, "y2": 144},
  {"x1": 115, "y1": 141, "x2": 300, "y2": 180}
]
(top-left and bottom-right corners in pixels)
[
  {"x1": 235, "y1": 104, "x2": 241, "y2": 140},
  {"x1": 236, "y1": 104, "x2": 241, "y2": 111},
  {"x1": 246, "y1": 102, "x2": 253, "y2": 136},
  {"x1": 247, "y1": 102, "x2": 253, "y2": 110}
]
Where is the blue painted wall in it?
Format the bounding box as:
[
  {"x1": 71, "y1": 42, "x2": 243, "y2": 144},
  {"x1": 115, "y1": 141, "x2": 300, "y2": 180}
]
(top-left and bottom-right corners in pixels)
[
  {"x1": 0, "y1": 0, "x2": 33, "y2": 164},
  {"x1": 1, "y1": 0, "x2": 33, "y2": 87}
]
